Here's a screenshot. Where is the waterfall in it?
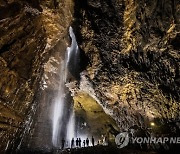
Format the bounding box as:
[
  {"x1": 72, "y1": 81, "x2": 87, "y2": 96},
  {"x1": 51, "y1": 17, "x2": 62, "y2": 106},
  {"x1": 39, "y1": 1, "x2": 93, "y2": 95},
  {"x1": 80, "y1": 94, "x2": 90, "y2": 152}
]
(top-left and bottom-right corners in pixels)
[
  {"x1": 52, "y1": 27, "x2": 79, "y2": 147},
  {"x1": 52, "y1": 59, "x2": 66, "y2": 147},
  {"x1": 66, "y1": 111, "x2": 75, "y2": 145}
]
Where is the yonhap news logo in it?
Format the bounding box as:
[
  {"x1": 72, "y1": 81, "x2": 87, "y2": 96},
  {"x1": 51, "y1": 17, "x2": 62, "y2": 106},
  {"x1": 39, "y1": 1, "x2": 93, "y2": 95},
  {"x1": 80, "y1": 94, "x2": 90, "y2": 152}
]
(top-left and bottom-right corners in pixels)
[
  {"x1": 115, "y1": 132, "x2": 129, "y2": 148},
  {"x1": 115, "y1": 132, "x2": 180, "y2": 149}
]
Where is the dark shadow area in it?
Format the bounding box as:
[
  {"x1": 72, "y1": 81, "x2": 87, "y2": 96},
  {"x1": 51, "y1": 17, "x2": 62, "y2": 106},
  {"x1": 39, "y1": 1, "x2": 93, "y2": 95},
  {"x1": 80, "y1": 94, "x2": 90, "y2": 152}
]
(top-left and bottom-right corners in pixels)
[
  {"x1": 170, "y1": 33, "x2": 180, "y2": 50},
  {"x1": 17, "y1": 145, "x2": 159, "y2": 154},
  {"x1": 0, "y1": 2, "x2": 21, "y2": 20},
  {"x1": 25, "y1": 0, "x2": 43, "y2": 11},
  {"x1": 79, "y1": 48, "x2": 90, "y2": 73}
]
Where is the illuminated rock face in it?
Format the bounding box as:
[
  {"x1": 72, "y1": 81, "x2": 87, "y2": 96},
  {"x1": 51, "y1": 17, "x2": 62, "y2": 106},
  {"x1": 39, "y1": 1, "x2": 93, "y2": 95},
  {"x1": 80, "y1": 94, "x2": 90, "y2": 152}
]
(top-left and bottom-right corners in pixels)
[
  {"x1": 0, "y1": 0, "x2": 179, "y2": 153},
  {"x1": 0, "y1": 1, "x2": 46, "y2": 152},
  {"x1": 74, "y1": 92, "x2": 119, "y2": 142},
  {"x1": 72, "y1": 0, "x2": 180, "y2": 133},
  {"x1": 0, "y1": 0, "x2": 73, "y2": 152}
]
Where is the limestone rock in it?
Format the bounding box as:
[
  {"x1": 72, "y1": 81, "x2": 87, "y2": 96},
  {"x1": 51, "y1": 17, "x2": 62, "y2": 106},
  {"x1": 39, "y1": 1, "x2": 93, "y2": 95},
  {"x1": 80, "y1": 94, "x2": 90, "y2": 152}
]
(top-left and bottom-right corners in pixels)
[
  {"x1": 0, "y1": 0, "x2": 179, "y2": 152},
  {"x1": 73, "y1": 0, "x2": 180, "y2": 135},
  {"x1": 74, "y1": 92, "x2": 119, "y2": 142},
  {"x1": 0, "y1": 0, "x2": 73, "y2": 152}
]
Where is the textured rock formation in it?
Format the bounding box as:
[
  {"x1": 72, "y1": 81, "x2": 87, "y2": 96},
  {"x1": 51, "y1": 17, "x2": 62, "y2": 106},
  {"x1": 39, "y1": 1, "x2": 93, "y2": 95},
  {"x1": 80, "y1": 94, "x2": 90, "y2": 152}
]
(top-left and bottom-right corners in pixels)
[
  {"x1": 0, "y1": 0, "x2": 179, "y2": 153},
  {"x1": 0, "y1": 0, "x2": 73, "y2": 153},
  {"x1": 0, "y1": 1, "x2": 46, "y2": 152},
  {"x1": 74, "y1": 92, "x2": 119, "y2": 141},
  {"x1": 72, "y1": 0, "x2": 180, "y2": 136}
]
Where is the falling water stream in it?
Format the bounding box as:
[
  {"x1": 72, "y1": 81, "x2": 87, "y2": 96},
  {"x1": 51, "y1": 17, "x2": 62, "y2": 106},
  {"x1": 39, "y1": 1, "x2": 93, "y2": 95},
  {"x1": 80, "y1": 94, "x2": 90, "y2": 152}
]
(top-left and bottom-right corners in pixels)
[{"x1": 52, "y1": 27, "x2": 79, "y2": 147}]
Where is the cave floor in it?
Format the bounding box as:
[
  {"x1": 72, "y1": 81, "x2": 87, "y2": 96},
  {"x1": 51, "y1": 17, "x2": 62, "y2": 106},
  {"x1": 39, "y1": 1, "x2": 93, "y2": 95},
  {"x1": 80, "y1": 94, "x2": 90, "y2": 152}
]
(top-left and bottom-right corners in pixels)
[{"x1": 18, "y1": 145, "x2": 161, "y2": 154}]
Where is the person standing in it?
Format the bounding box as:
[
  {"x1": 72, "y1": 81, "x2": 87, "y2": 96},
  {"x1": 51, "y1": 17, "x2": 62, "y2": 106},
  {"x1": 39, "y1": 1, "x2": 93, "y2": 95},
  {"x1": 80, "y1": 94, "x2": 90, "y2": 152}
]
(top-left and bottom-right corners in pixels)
[
  {"x1": 86, "y1": 138, "x2": 89, "y2": 147},
  {"x1": 76, "y1": 138, "x2": 79, "y2": 147},
  {"x1": 83, "y1": 140, "x2": 86, "y2": 147},
  {"x1": 97, "y1": 140, "x2": 100, "y2": 146},
  {"x1": 79, "y1": 138, "x2": 81, "y2": 147},
  {"x1": 92, "y1": 136, "x2": 95, "y2": 146},
  {"x1": 71, "y1": 138, "x2": 74, "y2": 148},
  {"x1": 61, "y1": 138, "x2": 65, "y2": 149}
]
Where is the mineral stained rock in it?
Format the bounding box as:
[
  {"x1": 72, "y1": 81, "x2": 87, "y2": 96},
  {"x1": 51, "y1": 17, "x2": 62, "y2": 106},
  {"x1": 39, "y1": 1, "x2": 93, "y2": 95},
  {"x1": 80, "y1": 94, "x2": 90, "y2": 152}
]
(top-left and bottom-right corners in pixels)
[
  {"x1": 72, "y1": 0, "x2": 180, "y2": 133},
  {"x1": 74, "y1": 92, "x2": 120, "y2": 141},
  {"x1": 0, "y1": 0, "x2": 73, "y2": 153},
  {"x1": 0, "y1": 0, "x2": 179, "y2": 153}
]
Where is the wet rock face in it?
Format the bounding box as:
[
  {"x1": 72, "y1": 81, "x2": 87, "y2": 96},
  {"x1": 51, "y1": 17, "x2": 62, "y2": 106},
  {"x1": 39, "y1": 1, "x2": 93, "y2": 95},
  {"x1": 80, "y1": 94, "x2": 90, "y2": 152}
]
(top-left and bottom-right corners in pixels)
[
  {"x1": 0, "y1": 0, "x2": 73, "y2": 152},
  {"x1": 0, "y1": 0, "x2": 179, "y2": 152},
  {"x1": 74, "y1": 92, "x2": 119, "y2": 141},
  {"x1": 73, "y1": 0, "x2": 180, "y2": 132},
  {"x1": 0, "y1": 0, "x2": 46, "y2": 152}
]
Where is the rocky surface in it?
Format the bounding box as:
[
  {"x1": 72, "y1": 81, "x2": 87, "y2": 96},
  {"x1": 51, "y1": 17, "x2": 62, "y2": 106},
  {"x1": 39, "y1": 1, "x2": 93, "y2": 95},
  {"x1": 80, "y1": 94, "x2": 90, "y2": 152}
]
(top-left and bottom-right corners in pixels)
[
  {"x1": 0, "y1": 0, "x2": 180, "y2": 153},
  {"x1": 72, "y1": 0, "x2": 180, "y2": 137},
  {"x1": 0, "y1": 0, "x2": 73, "y2": 153},
  {"x1": 0, "y1": 1, "x2": 46, "y2": 152},
  {"x1": 74, "y1": 92, "x2": 119, "y2": 141}
]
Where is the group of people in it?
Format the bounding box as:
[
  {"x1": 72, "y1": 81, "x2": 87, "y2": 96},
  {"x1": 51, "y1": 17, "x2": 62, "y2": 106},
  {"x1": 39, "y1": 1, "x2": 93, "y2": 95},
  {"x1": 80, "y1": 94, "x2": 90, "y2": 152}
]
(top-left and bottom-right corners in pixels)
[{"x1": 61, "y1": 136, "x2": 95, "y2": 149}]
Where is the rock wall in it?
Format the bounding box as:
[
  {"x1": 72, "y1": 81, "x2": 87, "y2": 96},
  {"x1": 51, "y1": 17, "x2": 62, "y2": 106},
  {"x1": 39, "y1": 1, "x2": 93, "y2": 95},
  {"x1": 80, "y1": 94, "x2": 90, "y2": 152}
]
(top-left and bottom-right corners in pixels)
[
  {"x1": 72, "y1": 0, "x2": 180, "y2": 133},
  {"x1": 0, "y1": 0, "x2": 179, "y2": 152},
  {"x1": 0, "y1": 0, "x2": 73, "y2": 153}
]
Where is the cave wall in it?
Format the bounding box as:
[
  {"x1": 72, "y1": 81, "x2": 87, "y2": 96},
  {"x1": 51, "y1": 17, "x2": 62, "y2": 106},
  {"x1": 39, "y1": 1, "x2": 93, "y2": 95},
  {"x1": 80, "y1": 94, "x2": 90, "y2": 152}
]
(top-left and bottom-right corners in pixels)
[
  {"x1": 72, "y1": 0, "x2": 180, "y2": 132},
  {"x1": 0, "y1": 0, "x2": 179, "y2": 152},
  {"x1": 0, "y1": 1, "x2": 46, "y2": 152},
  {"x1": 0, "y1": 0, "x2": 73, "y2": 153}
]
